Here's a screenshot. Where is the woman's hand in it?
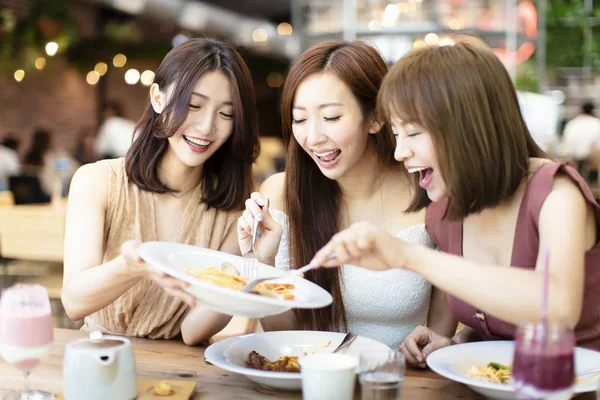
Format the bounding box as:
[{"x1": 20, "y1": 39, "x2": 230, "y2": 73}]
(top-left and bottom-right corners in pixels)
[
  {"x1": 310, "y1": 222, "x2": 408, "y2": 271},
  {"x1": 399, "y1": 326, "x2": 455, "y2": 368},
  {"x1": 237, "y1": 192, "x2": 283, "y2": 265},
  {"x1": 120, "y1": 240, "x2": 196, "y2": 307}
]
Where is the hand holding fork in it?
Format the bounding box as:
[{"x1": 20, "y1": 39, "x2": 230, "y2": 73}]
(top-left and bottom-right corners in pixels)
[{"x1": 237, "y1": 193, "x2": 283, "y2": 276}]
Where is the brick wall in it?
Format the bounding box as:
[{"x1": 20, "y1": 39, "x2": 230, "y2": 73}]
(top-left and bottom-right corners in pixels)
[
  {"x1": 0, "y1": 0, "x2": 155, "y2": 156},
  {"x1": 0, "y1": 0, "x2": 285, "y2": 158}
]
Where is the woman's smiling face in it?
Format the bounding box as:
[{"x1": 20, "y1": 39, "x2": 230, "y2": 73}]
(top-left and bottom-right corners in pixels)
[
  {"x1": 291, "y1": 72, "x2": 374, "y2": 181},
  {"x1": 391, "y1": 115, "x2": 446, "y2": 202}
]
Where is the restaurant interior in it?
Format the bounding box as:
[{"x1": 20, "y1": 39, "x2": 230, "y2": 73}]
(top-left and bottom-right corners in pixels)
[{"x1": 0, "y1": 0, "x2": 599, "y2": 399}]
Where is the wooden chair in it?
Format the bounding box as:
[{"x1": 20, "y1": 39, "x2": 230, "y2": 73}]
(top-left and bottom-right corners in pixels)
[
  {"x1": 0, "y1": 204, "x2": 65, "y2": 262},
  {"x1": 0, "y1": 191, "x2": 14, "y2": 207}
]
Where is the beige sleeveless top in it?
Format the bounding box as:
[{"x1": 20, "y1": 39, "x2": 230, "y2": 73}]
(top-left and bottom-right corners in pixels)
[{"x1": 82, "y1": 158, "x2": 237, "y2": 339}]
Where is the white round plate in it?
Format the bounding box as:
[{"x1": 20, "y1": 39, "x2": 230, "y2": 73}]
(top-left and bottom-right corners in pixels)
[
  {"x1": 204, "y1": 331, "x2": 391, "y2": 391},
  {"x1": 427, "y1": 340, "x2": 600, "y2": 400},
  {"x1": 138, "y1": 242, "x2": 332, "y2": 318}
]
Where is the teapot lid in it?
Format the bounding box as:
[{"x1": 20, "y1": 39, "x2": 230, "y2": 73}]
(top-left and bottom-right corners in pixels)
[{"x1": 70, "y1": 331, "x2": 128, "y2": 351}]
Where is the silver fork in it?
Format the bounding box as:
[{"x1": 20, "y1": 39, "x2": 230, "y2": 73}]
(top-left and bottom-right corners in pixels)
[{"x1": 242, "y1": 216, "x2": 260, "y2": 279}]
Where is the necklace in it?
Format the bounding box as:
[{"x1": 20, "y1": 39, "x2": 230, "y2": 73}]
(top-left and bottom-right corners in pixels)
[{"x1": 170, "y1": 180, "x2": 201, "y2": 199}]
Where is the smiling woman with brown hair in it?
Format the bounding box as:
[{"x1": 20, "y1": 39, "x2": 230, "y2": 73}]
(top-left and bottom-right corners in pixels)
[
  {"x1": 61, "y1": 38, "x2": 259, "y2": 345},
  {"x1": 237, "y1": 40, "x2": 457, "y2": 349},
  {"x1": 311, "y1": 36, "x2": 600, "y2": 365}
]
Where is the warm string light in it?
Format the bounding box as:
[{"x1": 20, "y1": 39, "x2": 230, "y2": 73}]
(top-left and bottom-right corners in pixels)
[
  {"x1": 34, "y1": 57, "x2": 46, "y2": 70},
  {"x1": 14, "y1": 70, "x2": 24, "y2": 82},
  {"x1": 86, "y1": 71, "x2": 100, "y2": 85},
  {"x1": 113, "y1": 54, "x2": 127, "y2": 68},
  {"x1": 124, "y1": 69, "x2": 140, "y2": 85},
  {"x1": 94, "y1": 62, "x2": 108, "y2": 76},
  {"x1": 277, "y1": 22, "x2": 292, "y2": 35},
  {"x1": 252, "y1": 28, "x2": 268, "y2": 42},
  {"x1": 140, "y1": 70, "x2": 155, "y2": 86},
  {"x1": 45, "y1": 42, "x2": 58, "y2": 56}
]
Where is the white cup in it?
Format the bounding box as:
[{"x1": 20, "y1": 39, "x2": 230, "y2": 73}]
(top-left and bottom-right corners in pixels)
[{"x1": 299, "y1": 353, "x2": 358, "y2": 400}]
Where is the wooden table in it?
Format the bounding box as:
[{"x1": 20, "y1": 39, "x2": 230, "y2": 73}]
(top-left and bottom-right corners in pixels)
[{"x1": 0, "y1": 329, "x2": 594, "y2": 399}]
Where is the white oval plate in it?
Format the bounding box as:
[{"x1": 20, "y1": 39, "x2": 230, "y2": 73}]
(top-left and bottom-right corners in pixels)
[
  {"x1": 205, "y1": 331, "x2": 391, "y2": 391},
  {"x1": 427, "y1": 340, "x2": 600, "y2": 400},
  {"x1": 138, "y1": 242, "x2": 333, "y2": 318}
]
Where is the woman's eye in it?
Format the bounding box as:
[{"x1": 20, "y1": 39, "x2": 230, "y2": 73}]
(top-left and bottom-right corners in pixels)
[
  {"x1": 189, "y1": 104, "x2": 201, "y2": 110},
  {"x1": 220, "y1": 112, "x2": 233, "y2": 119},
  {"x1": 324, "y1": 116, "x2": 341, "y2": 122},
  {"x1": 407, "y1": 132, "x2": 421, "y2": 137},
  {"x1": 292, "y1": 118, "x2": 306, "y2": 125}
]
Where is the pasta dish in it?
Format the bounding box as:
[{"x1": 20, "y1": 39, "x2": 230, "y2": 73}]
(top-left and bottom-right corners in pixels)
[
  {"x1": 246, "y1": 351, "x2": 300, "y2": 373},
  {"x1": 186, "y1": 266, "x2": 295, "y2": 300},
  {"x1": 467, "y1": 362, "x2": 512, "y2": 384}
]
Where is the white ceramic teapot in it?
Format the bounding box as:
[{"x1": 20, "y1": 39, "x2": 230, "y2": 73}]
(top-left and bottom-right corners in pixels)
[{"x1": 63, "y1": 331, "x2": 137, "y2": 400}]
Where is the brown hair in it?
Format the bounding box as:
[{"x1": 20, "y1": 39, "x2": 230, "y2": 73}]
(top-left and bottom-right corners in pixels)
[
  {"x1": 125, "y1": 38, "x2": 259, "y2": 210},
  {"x1": 378, "y1": 36, "x2": 545, "y2": 220},
  {"x1": 281, "y1": 40, "x2": 395, "y2": 331}
]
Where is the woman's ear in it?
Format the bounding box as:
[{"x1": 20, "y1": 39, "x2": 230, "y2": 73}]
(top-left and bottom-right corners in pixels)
[
  {"x1": 368, "y1": 118, "x2": 384, "y2": 134},
  {"x1": 150, "y1": 83, "x2": 166, "y2": 114}
]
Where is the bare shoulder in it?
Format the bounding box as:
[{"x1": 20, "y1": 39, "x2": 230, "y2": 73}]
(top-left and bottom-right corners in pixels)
[
  {"x1": 540, "y1": 172, "x2": 588, "y2": 219},
  {"x1": 549, "y1": 173, "x2": 587, "y2": 202},
  {"x1": 69, "y1": 161, "x2": 110, "y2": 209},
  {"x1": 259, "y1": 172, "x2": 286, "y2": 211}
]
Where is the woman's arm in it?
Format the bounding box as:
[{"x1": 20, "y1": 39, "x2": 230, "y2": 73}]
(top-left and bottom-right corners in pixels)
[
  {"x1": 313, "y1": 176, "x2": 595, "y2": 327},
  {"x1": 452, "y1": 326, "x2": 481, "y2": 344},
  {"x1": 61, "y1": 163, "x2": 147, "y2": 321},
  {"x1": 407, "y1": 176, "x2": 592, "y2": 327},
  {"x1": 426, "y1": 287, "x2": 457, "y2": 337},
  {"x1": 260, "y1": 310, "x2": 298, "y2": 331}
]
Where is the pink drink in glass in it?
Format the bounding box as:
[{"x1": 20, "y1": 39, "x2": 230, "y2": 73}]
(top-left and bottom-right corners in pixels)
[
  {"x1": 512, "y1": 323, "x2": 574, "y2": 400},
  {"x1": 0, "y1": 285, "x2": 54, "y2": 400},
  {"x1": 0, "y1": 309, "x2": 53, "y2": 370}
]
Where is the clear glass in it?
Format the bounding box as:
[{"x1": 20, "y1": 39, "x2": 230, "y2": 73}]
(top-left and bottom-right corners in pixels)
[
  {"x1": 512, "y1": 322, "x2": 575, "y2": 400},
  {"x1": 358, "y1": 349, "x2": 405, "y2": 400},
  {"x1": 0, "y1": 285, "x2": 54, "y2": 400}
]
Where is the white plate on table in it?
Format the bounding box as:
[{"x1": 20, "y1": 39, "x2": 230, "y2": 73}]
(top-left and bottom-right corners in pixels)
[
  {"x1": 204, "y1": 331, "x2": 391, "y2": 391},
  {"x1": 427, "y1": 340, "x2": 600, "y2": 400},
  {"x1": 138, "y1": 242, "x2": 333, "y2": 318}
]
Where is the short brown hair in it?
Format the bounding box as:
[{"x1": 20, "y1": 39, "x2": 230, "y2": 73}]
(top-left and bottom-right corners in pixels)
[
  {"x1": 378, "y1": 36, "x2": 545, "y2": 220},
  {"x1": 281, "y1": 40, "x2": 395, "y2": 331},
  {"x1": 126, "y1": 38, "x2": 259, "y2": 210}
]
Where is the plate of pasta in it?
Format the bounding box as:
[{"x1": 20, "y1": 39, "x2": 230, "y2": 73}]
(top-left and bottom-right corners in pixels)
[
  {"x1": 426, "y1": 341, "x2": 600, "y2": 400},
  {"x1": 138, "y1": 242, "x2": 333, "y2": 318}
]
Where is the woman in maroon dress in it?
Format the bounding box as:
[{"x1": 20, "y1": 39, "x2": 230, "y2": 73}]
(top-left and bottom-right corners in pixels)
[{"x1": 310, "y1": 36, "x2": 600, "y2": 367}]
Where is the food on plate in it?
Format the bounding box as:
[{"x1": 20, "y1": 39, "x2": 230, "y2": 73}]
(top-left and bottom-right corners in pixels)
[
  {"x1": 186, "y1": 266, "x2": 296, "y2": 300},
  {"x1": 467, "y1": 362, "x2": 512, "y2": 384},
  {"x1": 153, "y1": 381, "x2": 173, "y2": 396},
  {"x1": 246, "y1": 351, "x2": 300, "y2": 373}
]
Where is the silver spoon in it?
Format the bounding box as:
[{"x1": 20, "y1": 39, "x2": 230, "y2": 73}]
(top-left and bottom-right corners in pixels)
[
  {"x1": 332, "y1": 332, "x2": 357, "y2": 353},
  {"x1": 241, "y1": 252, "x2": 337, "y2": 294}
]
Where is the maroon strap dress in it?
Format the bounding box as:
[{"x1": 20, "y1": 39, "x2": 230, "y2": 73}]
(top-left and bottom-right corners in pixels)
[{"x1": 425, "y1": 162, "x2": 600, "y2": 350}]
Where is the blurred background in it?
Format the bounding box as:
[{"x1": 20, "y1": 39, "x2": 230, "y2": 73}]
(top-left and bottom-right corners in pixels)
[{"x1": 0, "y1": 0, "x2": 599, "y2": 335}]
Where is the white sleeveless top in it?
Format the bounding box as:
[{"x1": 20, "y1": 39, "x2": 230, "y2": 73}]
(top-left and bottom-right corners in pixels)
[{"x1": 271, "y1": 209, "x2": 434, "y2": 349}]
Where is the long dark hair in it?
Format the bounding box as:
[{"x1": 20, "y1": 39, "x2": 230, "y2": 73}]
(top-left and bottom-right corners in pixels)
[
  {"x1": 281, "y1": 41, "x2": 395, "y2": 331},
  {"x1": 125, "y1": 38, "x2": 259, "y2": 210}
]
